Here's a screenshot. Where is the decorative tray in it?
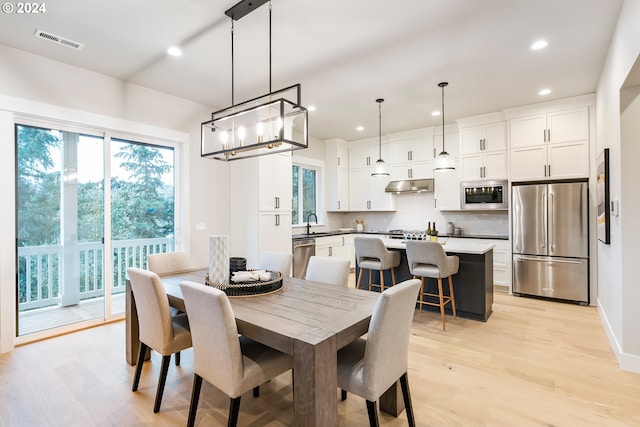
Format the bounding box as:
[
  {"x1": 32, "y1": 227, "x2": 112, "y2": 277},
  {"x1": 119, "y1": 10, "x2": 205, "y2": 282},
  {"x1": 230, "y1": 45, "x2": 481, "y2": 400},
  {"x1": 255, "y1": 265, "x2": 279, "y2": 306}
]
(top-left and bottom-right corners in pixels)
[{"x1": 205, "y1": 270, "x2": 283, "y2": 297}]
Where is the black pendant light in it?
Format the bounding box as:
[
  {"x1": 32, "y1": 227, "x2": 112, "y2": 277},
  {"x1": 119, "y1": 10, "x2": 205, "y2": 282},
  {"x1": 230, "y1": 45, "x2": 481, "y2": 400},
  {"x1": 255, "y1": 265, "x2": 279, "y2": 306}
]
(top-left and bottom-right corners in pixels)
[
  {"x1": 371, "y1": 98, "x2": 389, "y2": 177},
  {"x1": 433, "y1": 81, "x2": 455, "y2": 171}
]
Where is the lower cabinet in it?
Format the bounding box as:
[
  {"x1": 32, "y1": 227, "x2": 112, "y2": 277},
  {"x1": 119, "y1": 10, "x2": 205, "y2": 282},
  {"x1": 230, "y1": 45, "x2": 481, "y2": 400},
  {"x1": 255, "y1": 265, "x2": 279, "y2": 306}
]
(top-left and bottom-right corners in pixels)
[
  {"x1": 315, "y1": 235, "x2": 356, "y2": 268},
  {"x1": 446, "y1": 237, "x2": 511, "y2": 291}
]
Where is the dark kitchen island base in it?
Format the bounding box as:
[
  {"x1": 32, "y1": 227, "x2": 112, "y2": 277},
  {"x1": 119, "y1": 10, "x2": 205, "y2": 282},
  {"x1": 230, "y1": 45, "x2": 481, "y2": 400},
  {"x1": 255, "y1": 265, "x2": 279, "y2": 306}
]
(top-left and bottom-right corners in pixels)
[{"x1": 356, "y1": 248, "x2": 493, "y2": 321}]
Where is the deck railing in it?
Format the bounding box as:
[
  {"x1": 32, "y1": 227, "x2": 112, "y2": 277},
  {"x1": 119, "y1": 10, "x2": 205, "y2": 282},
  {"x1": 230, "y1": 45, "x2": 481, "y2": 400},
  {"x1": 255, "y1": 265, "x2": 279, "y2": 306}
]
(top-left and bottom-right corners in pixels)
[{"x1": 17, "y1": 237, "x2": 174, "y2": 311}]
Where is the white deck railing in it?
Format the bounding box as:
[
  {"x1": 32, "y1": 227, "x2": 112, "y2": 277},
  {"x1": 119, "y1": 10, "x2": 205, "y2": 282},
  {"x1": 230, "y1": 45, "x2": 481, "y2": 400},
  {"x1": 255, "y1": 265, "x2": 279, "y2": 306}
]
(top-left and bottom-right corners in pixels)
[{"x1": 17, "y1": 237, "x2": 174, "y2": 311}]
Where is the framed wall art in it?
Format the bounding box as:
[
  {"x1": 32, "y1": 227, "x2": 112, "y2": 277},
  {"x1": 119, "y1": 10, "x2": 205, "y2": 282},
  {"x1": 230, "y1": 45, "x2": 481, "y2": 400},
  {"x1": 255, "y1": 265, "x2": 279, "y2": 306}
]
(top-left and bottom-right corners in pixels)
[{"x1": 597, "y1": 148, "x2": 610, "y2": 244}]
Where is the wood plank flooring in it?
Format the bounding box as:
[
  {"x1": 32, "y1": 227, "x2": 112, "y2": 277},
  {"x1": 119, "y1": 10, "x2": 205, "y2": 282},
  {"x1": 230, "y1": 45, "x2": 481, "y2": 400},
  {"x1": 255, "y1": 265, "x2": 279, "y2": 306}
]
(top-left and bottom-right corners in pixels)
[{"x1": 2, "y1": 291, "x2": 640, "y2": 426}]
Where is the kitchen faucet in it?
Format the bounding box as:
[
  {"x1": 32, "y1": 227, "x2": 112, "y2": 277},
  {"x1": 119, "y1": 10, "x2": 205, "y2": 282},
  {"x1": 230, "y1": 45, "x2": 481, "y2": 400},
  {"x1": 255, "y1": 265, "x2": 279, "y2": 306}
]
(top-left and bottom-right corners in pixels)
[{"x1": 306, "y1": 213, "x2": 318, "y2": 235}]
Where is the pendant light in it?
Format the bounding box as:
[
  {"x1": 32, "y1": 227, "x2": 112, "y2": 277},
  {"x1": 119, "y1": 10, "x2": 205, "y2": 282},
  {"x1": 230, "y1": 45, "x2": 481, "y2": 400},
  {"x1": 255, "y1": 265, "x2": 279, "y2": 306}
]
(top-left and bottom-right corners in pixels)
[
  {"x1": 371, "y1": 98, "x2": 389, "y2": 177},
  {"x1": 433, "y1": 81, "x2": 455, "y2": 171}
]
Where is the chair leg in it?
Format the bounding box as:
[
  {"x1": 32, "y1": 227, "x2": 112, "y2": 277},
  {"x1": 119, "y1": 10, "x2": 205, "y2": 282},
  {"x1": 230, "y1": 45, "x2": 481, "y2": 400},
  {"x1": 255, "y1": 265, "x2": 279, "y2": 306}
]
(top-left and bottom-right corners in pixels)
[
  {"x1": 153, "y1": 354, "x2": 171, "y2": 413},
  {"x1": 399, "y1": 373, "x2": 416, "y2": 427},
  {"x1": 391, "y1": 266, "x2": 397, "y2": 285},
  {"x1": 228, "y1": 396, "x2": 242, "y2": 427},
  {"x1": 418, "y1": 277, "x2": 424, "y2": 311},
  {"x1": 175, "y1": 350, "x2": 181, "y2": 366},
  {"x1": 366, "y1": 400, "x2": 380, "y2": 427},
  {"x1": 448, "y1": 275, "x2": 457, "y2": 319},
  {"x1": 368, "y1": 269, "x2": 372, "y2": 291},
  {"x1": 379, "y1": 269, "x2": 385, "y2": 292},
  {"x1": 437, "y1": 278, "x2": 446, "y2": 331},
  {"x1": 357, "y1": 267, "x2": 364, "y2": 289},
  {"x1": 341, "y1": 389, "x2": 347, "y2": 401},
  {"x1": 253, "y1": 386, "x2": 260, "y2": 397},
  {"x1": 132, "y1": 342, "x2": 147, "y2": 392},
  {"x1": 187, "y1": 374, "x2": 203, "y2": 427}
]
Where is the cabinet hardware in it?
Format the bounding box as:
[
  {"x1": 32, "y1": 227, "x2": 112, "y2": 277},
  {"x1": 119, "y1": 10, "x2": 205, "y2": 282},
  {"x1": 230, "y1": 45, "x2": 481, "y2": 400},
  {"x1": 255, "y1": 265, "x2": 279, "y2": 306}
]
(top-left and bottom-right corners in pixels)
[
  {"x1": 548, "y1": 164, "x2": 551, "y2": 176},
  {"x1": 337, "y1": 200, "x2": 341, "y2": 210},
  {"x1": 337, "y1": 157, "x2": 341, "y2": 166},
  {"x1": 408, "y1": 150, "x2": 413, "y2": 161},
  {"x1": 408, "y1": 168, "x2": 413, "y2": 178},
  {"x1": 275, "y1": 196, "x2": 280, "y2": 209},
  {"x1": 479, "y1": 167, "x2": 483, "y2": 178},
  {"x1": 329, "y1": 247, "x2": 333, "y2": 256},
  {"x1": 366, "y1": 156, "x2": 370, "y2": 166},
  {"x1": 367, "y1": 200, "x2": 371, "y2": 210},
  {"x1": 275, "y1": 214, "x2": 280, "y2": 226}
]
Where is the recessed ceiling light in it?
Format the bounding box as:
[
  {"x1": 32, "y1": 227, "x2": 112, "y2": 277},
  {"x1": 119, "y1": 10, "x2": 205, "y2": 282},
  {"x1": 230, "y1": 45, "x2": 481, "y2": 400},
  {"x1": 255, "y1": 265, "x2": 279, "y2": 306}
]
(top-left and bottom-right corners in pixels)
[
  {"x1": 531, "y1": 40, "x2": 548, "y2": 50},
  {"x1": 167, "y1": 46, "x2": 182, "y2": 56},
  {"x1": 431, "y1": 111, "x2": 441, "y2": 117},
  {"x1": 356, "y1": 126, "x2": 364, "y2": 131},
  {"x1": 307, "y1": 105, "x2": 316, "y2": 112},
  {"x1": 539, "y1": 88, "x2": 552, "y2": 95}
]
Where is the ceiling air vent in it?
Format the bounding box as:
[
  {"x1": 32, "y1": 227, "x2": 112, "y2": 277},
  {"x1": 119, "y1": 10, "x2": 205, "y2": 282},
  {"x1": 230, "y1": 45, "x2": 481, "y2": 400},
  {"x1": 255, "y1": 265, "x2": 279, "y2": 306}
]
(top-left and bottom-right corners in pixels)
[{"x1": 34, "y1": 29, "x2": 84, "y2": 50}]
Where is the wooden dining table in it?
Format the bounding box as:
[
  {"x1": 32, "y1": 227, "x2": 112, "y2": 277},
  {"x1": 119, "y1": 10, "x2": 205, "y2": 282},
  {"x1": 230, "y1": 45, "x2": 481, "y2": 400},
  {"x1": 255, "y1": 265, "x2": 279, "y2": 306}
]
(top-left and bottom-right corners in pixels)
[{"x1": 125, "y1": 269, "x2": 406, "y2": 426}]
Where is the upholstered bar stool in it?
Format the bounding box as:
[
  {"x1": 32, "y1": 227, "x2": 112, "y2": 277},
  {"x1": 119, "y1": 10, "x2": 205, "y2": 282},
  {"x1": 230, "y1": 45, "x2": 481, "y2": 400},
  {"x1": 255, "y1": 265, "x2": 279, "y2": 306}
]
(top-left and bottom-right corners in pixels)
[
  {"x1": 405, "y1": 241, "x2": 459, "y2": 331},
  {"x1": 354, "y1": 237, "x2": 401, "y2": 292}
]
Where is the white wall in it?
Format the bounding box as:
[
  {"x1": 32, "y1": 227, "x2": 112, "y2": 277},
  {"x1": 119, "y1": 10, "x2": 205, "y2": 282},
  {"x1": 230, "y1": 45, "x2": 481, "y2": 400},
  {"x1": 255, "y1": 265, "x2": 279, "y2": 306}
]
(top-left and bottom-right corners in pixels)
[
  {"x1": 594, "y1": 0, "x2": 640, "y2": 373},
  {"x1": 0, "y1": 44, "x2": 230, "y2": 352}
]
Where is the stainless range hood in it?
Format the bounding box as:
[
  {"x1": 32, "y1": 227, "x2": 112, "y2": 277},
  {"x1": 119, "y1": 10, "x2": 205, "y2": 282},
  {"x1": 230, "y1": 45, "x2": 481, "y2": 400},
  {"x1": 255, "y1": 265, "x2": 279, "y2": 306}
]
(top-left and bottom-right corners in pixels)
[{"x1": 384, "y1": 178, "x2": 434, "y2": 194}]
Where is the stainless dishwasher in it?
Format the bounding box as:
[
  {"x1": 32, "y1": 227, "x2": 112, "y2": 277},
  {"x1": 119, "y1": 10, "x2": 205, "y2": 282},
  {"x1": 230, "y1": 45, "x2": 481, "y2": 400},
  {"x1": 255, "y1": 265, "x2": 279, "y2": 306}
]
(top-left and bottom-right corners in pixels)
[{"x1": 292, "y1": 238, "x2": 315, "y2": 278}]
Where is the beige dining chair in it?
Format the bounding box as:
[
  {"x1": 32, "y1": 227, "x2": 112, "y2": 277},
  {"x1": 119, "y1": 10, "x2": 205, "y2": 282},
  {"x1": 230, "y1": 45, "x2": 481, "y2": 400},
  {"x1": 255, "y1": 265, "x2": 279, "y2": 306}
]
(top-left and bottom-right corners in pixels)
[
  {"x1": 405, "y1": 240, "x2": 459, "y2": 331},
  {"x1": 354, "y1": 237, "x2": 401, "y2": 291},
  {"x1": 126, "y1": 267, "x2": 192, "y2": 413},
  {"x1": 147, "y1": 251, "x2": 195, "y2": 275},
  {"x1": 258, "y1": 251, "x2": 293, "y2": 278},
  {"x1": 179, "y1": 281, "x2": 293, "y2": 427},
  {"x1": 337, "y1": 278, "x2": 421, "y2": 427},
  {"x1": 305, "y1": 255, "x2": 351, "y2": 287}
]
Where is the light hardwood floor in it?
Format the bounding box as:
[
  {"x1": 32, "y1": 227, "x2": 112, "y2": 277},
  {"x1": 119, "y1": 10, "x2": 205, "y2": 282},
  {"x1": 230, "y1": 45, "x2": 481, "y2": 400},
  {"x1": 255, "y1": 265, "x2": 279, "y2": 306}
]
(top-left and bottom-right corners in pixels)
[{"x1": 1, "y1": 291, "x2": 639, "y2": 426}]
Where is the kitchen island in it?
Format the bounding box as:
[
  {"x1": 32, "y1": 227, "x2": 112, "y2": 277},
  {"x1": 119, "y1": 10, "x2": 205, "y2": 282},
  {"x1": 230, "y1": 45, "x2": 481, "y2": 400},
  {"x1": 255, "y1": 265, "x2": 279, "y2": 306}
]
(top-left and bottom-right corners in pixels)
[{"x1": 356, "y1": 237, "x2": 494, "y2": 321}]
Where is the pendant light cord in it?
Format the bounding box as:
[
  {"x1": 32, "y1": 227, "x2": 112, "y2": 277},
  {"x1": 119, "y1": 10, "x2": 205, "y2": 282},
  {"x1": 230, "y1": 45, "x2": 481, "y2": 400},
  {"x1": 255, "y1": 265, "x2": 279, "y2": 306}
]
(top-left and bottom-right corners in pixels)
[
  {"x1": 441, "y1": 83, "x2": 445, "y2": 152},
  {"x1": 269, "y1": 1, "x2": 272, "y2": 94},
  {"x1": 378, "y1": 100, "x2": 382, "y2": 159},
  {"x1": 231, "y1": 20, "x2": 235, "y2": 105}
]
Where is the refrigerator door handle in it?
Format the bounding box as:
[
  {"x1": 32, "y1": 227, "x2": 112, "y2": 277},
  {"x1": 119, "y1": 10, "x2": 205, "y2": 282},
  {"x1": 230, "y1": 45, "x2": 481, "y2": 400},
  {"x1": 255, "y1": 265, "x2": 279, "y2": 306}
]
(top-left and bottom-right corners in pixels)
[
  {"x1": 549, "y1": 191, "x2": 554, "y2": 252},
  {"x1": 541, "y1": 190, "x2": 547, "y2": 249},
  {"x1": 514, "y1": 255, "x2": 583, "y2": 265}
]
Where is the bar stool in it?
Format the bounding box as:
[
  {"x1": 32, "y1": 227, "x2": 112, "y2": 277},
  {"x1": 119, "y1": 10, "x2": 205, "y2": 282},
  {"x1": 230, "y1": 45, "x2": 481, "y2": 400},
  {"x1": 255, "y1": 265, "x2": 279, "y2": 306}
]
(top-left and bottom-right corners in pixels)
[
  {"x1": 354, "y1": 237, "x2": 401, "y2": 291},
  {"x1": 405, "y1": 240, "x2": 459, "y2": 331}
]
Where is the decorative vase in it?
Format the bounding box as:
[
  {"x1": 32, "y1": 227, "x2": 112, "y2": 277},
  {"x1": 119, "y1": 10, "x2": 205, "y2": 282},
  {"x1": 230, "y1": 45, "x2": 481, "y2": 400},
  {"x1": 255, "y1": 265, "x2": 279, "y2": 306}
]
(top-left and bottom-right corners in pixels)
[{"x1": 209, "y1": 235, "x2": 230, "y2": 285}]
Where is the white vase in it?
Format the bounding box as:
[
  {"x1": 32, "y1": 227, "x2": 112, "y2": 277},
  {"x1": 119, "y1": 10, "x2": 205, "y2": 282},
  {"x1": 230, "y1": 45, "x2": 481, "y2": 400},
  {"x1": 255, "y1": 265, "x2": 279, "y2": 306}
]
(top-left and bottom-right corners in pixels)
[{"x1": 209, "y1": 235, "x2": 230, "y2": 285}]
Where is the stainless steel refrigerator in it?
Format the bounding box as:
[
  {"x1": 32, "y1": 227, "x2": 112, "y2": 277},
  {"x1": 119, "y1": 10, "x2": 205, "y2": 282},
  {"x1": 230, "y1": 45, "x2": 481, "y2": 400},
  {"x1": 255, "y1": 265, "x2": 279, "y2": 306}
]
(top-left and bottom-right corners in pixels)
[{"x1": 512, "y1": 181, "x2": 589, "y2": 303}]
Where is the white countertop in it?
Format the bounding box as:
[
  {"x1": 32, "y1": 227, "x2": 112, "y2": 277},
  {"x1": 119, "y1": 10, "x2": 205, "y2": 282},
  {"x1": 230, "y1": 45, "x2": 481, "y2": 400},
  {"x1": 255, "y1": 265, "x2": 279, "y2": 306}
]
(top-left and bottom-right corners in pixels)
[{"x1": 375, "y1": 237, "x2": 495, "y2": 255}]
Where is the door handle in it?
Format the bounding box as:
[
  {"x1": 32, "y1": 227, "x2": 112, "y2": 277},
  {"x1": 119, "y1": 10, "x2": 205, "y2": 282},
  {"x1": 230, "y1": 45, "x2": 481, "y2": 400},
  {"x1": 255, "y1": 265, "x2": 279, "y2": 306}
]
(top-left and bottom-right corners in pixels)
[
  {"x1": 294, "y1": 242, "x2": 315, "y2": 249},
  {"x1": 548, "y1": 192, "x2": 554, "y2": 250},
  {"x1": 515, "y1": 255, "x2": 583, "y2": 265}
]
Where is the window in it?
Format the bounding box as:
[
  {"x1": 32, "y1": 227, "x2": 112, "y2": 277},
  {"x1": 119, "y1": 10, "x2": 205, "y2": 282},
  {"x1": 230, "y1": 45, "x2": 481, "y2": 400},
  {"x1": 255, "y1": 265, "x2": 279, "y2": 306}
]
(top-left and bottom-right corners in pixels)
[{"x1": 292, "y1": 163, "x2": 318, "y2": 225}]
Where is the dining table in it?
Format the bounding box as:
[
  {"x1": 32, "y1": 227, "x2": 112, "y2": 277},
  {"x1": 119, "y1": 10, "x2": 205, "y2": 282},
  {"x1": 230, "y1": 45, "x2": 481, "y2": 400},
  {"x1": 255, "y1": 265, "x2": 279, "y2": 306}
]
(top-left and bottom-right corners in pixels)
[{"x1": 125, "y1": 269, "x2": 407, "y2": 426}]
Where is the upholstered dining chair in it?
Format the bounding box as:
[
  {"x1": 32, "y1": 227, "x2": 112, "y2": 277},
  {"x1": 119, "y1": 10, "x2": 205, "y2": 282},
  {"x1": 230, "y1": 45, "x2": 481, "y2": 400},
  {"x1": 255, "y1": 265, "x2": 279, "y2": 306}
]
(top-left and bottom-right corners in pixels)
[
  {"x1": 337, "y1": 279, "x2": 421, "y2": 427},
  {"x1": 405, "y1": 240, "x2": 459, "y2": 331},
  {"x1": 126, "y1": 267, "x2": 192, "y2": 413},
  {"x1": 147, "y1": 251, "x2": 195, "y2": 275},
  {"x1": 179, "y1": 281, "x2": 293, "y2": 427},
  {"x1": 305, "y1": 255, "x2": 351, "y2": 287},
  {"x1": 258, "y1": 251, "x2": 293, "y2": 278},
  {"x1": 354, "y1": 237, "x2": 401, "y2": 291}
]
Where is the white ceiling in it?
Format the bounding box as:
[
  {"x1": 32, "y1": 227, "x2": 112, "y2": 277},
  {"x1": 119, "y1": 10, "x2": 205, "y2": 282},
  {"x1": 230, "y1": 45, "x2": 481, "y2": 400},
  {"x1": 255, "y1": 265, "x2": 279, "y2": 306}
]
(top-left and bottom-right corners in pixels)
[{"x1": 0, "y1": 0, "x2": 623, "y2": 141}]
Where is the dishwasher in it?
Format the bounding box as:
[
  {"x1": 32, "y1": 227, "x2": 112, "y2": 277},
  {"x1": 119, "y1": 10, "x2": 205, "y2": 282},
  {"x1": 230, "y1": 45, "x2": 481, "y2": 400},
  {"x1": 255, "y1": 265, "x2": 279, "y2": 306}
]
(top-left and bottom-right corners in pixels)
[{"x1": 292, "y1": 238, "x2": 315, "y2": 278}]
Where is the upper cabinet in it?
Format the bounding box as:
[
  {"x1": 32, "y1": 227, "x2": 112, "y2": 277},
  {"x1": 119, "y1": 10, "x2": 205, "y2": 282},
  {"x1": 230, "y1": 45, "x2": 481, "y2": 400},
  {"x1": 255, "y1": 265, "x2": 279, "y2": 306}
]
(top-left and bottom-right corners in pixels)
[
  {"x1": 509, "y1": 107, "x2": 589, "y2": 181},
  {"x1": 325, "y1": 138, "x2": 349, "y2": 211},
  {"x1": 348, "y1": 142, "x2": 389, "y2": 170},
  {"x1": 347, "y1": 138, "x2": 395, "y2": 211},
  {"x1": 258, "y1": 153, "x2": 293, "y2": 212},
  {"x1": 432, "y1": 126, "x2": 460, "y2": 159},
  {"x1": 459, "y1": 121, "x2": 508, "y2": 181}
]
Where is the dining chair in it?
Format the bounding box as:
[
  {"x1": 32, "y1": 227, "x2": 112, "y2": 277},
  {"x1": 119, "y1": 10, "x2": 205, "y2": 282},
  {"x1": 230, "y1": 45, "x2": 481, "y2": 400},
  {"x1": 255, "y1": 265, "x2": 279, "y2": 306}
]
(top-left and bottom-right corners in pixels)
[
  {"x1": 354, "y1": 237, "x2": 401, "y2": 291},
  {"x1": 305, "y1": 255, "x2": 351, "y2": 287},
  {"x1": 179, "y1": 281, "x2": 293, "y2": 427},
  {"x1": 147, "y1": 251, "x2": 195, "y2": 275},
  {"x1": 405, "y1": 240, "x2": 459, "y2": 331},
  {"x1": 126, "y1": 267, "x2": 192, "y2": 413},
  {"x1": 258, "y1": 251, "x2": 293, "y2": 278},
  {"x1": 337, "y1": 278, "x2": 421, "y2": 427}
]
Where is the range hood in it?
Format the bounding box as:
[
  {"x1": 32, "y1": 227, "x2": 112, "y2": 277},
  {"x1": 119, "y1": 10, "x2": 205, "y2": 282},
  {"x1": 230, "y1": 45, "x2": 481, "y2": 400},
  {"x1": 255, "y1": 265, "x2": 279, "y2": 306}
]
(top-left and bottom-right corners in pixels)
[{"x1": 384, "y1": 178, "x2": 434, "y2": 194}]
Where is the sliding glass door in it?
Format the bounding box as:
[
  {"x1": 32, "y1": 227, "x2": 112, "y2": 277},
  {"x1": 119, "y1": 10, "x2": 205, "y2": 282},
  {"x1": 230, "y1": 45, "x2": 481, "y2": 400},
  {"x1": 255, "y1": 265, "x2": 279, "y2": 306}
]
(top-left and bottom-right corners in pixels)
[{"x1": 16, "y1": 123, "x2": 176, "y2": 335}]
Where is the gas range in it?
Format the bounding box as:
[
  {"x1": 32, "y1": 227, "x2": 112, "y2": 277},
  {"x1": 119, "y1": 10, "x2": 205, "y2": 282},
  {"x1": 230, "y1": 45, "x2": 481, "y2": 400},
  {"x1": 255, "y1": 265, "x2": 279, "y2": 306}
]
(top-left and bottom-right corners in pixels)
[{"x1": 388, "y1": 229, "x2": 430, "y2": 241}]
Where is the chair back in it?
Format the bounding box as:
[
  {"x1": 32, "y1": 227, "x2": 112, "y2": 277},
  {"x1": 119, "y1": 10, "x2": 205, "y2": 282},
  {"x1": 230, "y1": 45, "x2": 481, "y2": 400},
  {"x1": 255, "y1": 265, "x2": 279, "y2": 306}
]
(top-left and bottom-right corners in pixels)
[
  {"x1": 363, "y1": 279, "x2": 421, "y2": 395},
  {"x1": 147, "y1": 251, "x2": 194, "y2": 275},
  {"x1": 127, "y1": 268, "x2": 175, "y2": 352},
  {"x1": 258, "y1": 251, "x2": 293, "y2": 278},
  {"x1": 305, "y1": 256, "x2": 350, "y2": 286},
  {"x1": 405, "y1": 240, "x2": 457, "y2": 277},
  {"x1": 180, "y1": 281, "x2": 244, "y2": 395},
  {"x1": 354, "y1": 237, "x2": 387, "y2": 263}
]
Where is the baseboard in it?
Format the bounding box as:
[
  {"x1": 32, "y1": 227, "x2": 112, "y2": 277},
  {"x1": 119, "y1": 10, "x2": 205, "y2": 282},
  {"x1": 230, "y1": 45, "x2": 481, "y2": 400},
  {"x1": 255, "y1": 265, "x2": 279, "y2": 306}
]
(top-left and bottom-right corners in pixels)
[{"x1": 597, "y1": 298, "x2": 640, "y2": 374}]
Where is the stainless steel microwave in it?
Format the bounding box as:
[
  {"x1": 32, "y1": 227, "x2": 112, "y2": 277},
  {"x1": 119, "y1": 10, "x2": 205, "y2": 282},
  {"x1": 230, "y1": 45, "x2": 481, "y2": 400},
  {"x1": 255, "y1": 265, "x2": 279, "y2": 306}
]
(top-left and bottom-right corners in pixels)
[{"x1": 460, "y1": 180, "x2": 509, "y2": 210}]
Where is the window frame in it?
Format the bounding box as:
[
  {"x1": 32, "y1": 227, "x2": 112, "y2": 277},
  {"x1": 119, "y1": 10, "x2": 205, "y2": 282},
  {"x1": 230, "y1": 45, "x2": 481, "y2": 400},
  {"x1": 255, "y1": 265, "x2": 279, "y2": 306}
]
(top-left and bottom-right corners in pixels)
[{"x1": 292, "y1": 157, "x2": 324, "y2": 226}]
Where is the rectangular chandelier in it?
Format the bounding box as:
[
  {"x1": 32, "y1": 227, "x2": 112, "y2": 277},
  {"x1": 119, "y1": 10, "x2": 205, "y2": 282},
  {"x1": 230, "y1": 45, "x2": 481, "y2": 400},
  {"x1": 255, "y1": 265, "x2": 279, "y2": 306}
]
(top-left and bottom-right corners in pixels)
[{"x1": 201, "y1": 84, "x2": 308, "y2": 161}]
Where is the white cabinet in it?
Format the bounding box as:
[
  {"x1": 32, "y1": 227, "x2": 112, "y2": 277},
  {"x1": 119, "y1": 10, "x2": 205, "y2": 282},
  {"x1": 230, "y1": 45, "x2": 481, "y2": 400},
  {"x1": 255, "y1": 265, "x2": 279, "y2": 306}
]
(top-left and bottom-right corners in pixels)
[
  {"x1": 230, "y1": 154, "x2": 293, "y2": 267},
  {"x1": 445, "y1": 237, "x2": 511, "y2": 290},
  {"x1": 390, "y1": 161, "x2": 432, "y2": 181},
  {"x1": 434, "y1": 165, "x2": 460, "y2": 210},
  {"x1": 349, "y1": 168, "x2": 396, "y2": 211},
  {"x1": 348, "y1": 143, "x2": 389, "y2": 169},
  {"x1": 460, "y1": 122, "x2": 508, "y2": 180},
  {"x1": 342, "y1": 234, "x2": 356, "y2": 268},
  {"x1": 389, "y1": 136, "x2": 433, "y2": 180},
  {"x1": 432, "y1": 129, "x2": 460, "y2": 159},
  {"x1": 325, "y1": 138, "x2": 349, "y2": 211},
  {"x1": 510, "y1": 107, "x2": 589, "y2": 181},
  {"x1": 258, "y1": 153, "x2": 293, "y2": 211},
  {"x1": 315, "y1": 235, "x2": 344, "y2": 258}
]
